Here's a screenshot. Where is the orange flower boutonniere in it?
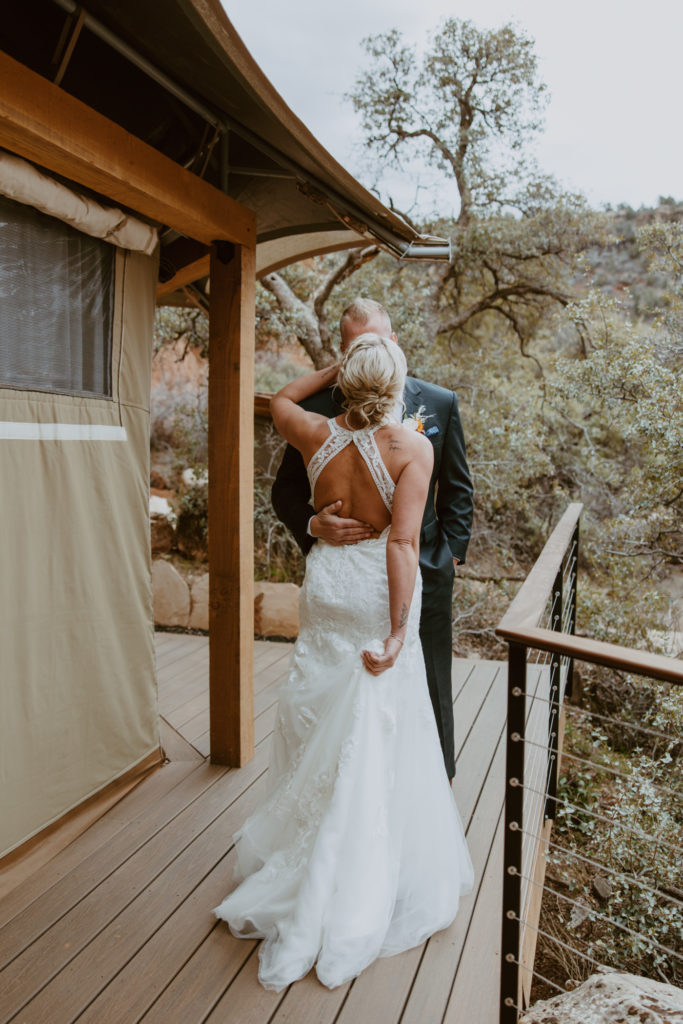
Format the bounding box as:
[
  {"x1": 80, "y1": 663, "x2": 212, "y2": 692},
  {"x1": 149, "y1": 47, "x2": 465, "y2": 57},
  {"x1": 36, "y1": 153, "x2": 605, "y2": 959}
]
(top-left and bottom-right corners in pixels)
[{"x1": 403, "y1": 405, "x2": 432, "y2": 434}]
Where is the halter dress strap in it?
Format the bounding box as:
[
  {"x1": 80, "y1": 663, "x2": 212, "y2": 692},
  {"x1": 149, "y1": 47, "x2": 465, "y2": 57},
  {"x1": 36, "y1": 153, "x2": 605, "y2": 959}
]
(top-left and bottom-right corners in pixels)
[
  {"x1": 306, "y1": 419, "x2": 396, "y2": 514},
  {"x1": 352, "y1": 425, "x2": 395, "y2": 514},
  {"x1": 306, "y1": 419, "x2": 351, "y2": 500}
]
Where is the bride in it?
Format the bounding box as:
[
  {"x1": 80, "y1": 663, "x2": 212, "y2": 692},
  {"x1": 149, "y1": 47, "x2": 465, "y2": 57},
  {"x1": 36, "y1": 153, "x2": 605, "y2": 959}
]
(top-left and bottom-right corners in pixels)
[{"x1": 212, "y1": 333, "x2": 474, "y2": 991}]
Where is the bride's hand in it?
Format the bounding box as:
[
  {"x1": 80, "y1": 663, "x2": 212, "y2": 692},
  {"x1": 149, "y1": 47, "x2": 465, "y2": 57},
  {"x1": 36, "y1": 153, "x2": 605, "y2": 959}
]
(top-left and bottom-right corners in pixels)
[{"x1": 361, "y1": 635, "x2": 404, "y2": 676}]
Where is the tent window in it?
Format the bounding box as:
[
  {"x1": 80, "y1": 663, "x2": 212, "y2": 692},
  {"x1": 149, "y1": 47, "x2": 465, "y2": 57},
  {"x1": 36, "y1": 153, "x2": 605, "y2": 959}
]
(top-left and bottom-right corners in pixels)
[{"x1": 0, "y1": 196, "x2": 115, "y2": 398}]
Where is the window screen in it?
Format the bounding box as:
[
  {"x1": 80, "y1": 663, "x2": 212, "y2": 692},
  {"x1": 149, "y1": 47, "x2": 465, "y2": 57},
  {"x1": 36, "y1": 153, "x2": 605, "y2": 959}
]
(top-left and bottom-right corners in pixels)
[{"x1": 0, "y1": 195, "x2": 115, "y2": 398}]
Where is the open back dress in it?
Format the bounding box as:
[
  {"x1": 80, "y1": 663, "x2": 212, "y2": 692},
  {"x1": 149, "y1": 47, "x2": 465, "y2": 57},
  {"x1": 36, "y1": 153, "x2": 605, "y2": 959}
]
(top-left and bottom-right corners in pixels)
[{"x1": 212, "y1": 419, "x2": 474, "y2": 991}]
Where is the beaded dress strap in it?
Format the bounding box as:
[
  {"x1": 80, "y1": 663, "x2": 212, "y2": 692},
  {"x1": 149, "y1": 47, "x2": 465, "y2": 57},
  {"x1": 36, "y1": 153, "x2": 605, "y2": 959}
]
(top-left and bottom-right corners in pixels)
[
  {"x1": 306, "y1": 420, "x2": 349, "y2": 500},
  {"x1": 305, "y1": 419, "x2": 396, "y2": 513},
  {"x1": 352, "y1": 427, "x2": 394, "y2": 513}
]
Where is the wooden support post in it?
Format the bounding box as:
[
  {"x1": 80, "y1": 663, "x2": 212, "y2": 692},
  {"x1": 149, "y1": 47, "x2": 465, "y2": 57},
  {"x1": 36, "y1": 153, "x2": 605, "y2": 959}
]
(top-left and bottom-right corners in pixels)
[{"x1": 208, "y1": 242, "x2": 255, "y2": 766}]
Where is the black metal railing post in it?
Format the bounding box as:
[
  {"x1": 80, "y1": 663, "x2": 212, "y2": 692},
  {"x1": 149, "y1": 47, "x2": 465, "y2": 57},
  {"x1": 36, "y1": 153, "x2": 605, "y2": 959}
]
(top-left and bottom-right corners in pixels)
[
  {"x1": 565, "y1": 521, "x2": 579, "y2": 699},
  {"x1": 545, "y1": 569, "x2": 563, "y2": 820},
  {"x1": 500, "y1": 641, "x2": 527, "y2": 1024}
]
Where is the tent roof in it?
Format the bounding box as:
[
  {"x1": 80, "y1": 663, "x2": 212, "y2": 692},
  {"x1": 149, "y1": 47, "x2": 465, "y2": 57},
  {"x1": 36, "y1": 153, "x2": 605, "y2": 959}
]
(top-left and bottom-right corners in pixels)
[{"x1": 3, "y1": 0, "x2": 450, "y2": 286}]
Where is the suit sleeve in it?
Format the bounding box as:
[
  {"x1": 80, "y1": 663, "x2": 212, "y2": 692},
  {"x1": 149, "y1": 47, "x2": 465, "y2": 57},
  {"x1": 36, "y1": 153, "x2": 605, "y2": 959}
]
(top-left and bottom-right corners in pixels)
[
  {"x1": 436, "y1": 390, "x2": 473, "y2": 564},
  {"x1": 271, "y1": 440, "x2": 316, "y2": 556}
]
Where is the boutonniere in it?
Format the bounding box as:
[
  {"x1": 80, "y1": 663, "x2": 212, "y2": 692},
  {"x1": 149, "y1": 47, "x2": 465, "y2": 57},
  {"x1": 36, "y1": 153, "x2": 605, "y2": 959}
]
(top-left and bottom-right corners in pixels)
[{"x1": 403, "y1": 405, "x2": 434, "y2": 434}]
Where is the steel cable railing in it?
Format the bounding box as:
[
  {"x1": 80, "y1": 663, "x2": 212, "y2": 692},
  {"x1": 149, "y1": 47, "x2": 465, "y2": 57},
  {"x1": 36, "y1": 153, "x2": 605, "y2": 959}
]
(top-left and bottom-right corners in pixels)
[{"x1": 495, "y1": 503, "x2": 683, "y2": 1022}]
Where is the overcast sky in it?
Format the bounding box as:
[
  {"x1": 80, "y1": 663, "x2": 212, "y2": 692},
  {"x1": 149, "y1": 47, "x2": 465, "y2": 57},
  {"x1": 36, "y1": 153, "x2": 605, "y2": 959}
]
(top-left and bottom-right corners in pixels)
[{"x1": 227, "y1": 0, "x2": 682, "y2": 216}]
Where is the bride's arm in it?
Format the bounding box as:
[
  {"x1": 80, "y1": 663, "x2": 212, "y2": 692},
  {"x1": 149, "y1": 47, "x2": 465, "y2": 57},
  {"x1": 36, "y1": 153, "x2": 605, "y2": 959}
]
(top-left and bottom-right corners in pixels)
[
  {"x1": 362, "y1": 437, "x2": 433, "y2": 675},
  {"x1": 270, "y1": 365, "x2": 339, "y2": 450}
]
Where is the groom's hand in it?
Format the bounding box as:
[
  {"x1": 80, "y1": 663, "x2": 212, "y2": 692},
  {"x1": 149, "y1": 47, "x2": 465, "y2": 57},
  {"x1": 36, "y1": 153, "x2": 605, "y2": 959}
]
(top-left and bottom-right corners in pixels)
[{"x1": 310, "y1": 500, "x2": 376, "y2": 545}]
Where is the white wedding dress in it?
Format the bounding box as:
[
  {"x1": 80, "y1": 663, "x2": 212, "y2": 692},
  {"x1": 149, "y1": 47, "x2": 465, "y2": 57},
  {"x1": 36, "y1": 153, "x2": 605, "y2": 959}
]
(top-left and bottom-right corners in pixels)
[{"x1": 212, "y1": 419, "x2": 474, "y2": 990}]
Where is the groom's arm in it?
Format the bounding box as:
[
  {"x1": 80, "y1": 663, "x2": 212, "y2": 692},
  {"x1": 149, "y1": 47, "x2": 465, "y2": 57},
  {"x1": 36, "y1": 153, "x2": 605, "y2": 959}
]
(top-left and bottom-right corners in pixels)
[
  {"x1": 436, "y1": 390, "x2": 473, "y2": 565},
  {"x1": 271, "y1": 440, "x2": 316, "y2": 556}
]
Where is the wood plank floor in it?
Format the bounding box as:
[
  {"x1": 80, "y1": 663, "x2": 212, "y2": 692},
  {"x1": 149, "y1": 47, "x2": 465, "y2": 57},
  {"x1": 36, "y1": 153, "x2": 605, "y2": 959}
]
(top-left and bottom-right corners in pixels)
[{"x1": 0, "y1": 634, "x2": 508, "y2": 1024}]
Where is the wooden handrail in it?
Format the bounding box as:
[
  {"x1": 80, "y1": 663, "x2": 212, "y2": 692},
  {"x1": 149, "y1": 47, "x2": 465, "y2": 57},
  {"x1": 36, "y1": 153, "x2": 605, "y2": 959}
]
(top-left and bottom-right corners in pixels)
[
  {"x1": 497, "y1": 502, "x2": 583, "y2": 632},
  {"x1": 496, "y1": 624, "x2": 683, "y2": 685},
  {"x1": 254, "y1": 392, "x2": 272, "y2": 418}
]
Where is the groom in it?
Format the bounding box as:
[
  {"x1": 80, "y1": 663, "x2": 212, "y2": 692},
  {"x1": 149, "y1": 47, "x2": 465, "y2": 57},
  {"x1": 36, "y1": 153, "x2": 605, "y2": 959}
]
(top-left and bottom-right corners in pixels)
[{"x1": 271, "y1": 298, "x2": 473, "y2": 780}]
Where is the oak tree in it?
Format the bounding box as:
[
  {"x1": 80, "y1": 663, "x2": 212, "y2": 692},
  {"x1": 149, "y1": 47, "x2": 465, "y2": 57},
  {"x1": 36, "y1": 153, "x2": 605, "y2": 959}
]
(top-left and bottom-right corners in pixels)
[{"x1": 348, "y1": 19, "x2": 604, "y2": 358}]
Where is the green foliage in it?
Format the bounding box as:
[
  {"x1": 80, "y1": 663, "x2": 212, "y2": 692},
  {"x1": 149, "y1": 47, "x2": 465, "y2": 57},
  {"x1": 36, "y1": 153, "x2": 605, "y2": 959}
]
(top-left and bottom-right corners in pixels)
[
  {"x1": 548, "y1": 711, "x2": 683, "y2": 984},
  {"x1": 546, "y1": 283, "x2": 681, "y2": 648},
  {"x1": 256, "y1": 267, "x2": 318, "y2": 354},
  {"x1": 168, "y1": 386, "x2": 208, "y2": 481},
  {"x1": 253, "y1": 424, "x2": 306, "y2": 583},
  {"x1": 176, "y1": 482, "x2": 208, "y2": 549},
  {"x1": 154, "y1": 307, "x2": 208, "y2": 358},
  {"x1": 254, "y1": 354, "x2": 308, "y2": 394},
  {"x1": 637, "y1": 217, "x2": 683, "y2": 358}
]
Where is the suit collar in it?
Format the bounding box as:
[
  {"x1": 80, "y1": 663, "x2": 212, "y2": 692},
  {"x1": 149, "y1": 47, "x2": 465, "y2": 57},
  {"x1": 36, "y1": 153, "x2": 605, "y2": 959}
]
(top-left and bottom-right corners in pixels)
[{"x1": 403, "y1": 376, "x2": 422, "y2": 417}]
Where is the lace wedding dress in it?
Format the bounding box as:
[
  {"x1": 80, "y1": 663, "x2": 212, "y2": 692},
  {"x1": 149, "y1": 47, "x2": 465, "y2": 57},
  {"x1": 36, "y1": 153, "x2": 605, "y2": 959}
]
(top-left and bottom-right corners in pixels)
[{"x1": 212, "y1": 419, "x2": 474, "y2": 991}]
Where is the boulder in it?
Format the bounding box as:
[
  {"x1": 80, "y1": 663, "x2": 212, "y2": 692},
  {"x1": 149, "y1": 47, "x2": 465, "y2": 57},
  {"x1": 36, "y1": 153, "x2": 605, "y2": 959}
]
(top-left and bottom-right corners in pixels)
[
  {"x1": 152, "y1": 560, "x2": 190, "y2": 628},
  {"x1": 254, "y1": 582, "x2": 300, "y2": 638},
  {"x1": 520, "y1": 970, "x2": 683, "y2": 1023},
  {"x1": 189, "y1": 573, "x2": 209, "y2": 631},
  {"x1": 150, "y1": 515, "x2": 175, "y2": 555}
]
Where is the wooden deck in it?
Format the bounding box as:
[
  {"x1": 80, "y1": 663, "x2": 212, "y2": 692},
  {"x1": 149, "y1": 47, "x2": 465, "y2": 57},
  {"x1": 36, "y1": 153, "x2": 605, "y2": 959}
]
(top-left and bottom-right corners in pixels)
[{"x1": 0, "y1": 634, "x2": 507, "y2": 1024}]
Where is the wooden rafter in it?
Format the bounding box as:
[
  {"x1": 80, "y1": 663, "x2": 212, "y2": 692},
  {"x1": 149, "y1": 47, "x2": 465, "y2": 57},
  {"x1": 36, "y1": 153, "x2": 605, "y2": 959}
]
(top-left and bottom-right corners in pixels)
[
  {"x1": 0, "y1": 52, "x2": 255, "y2": 247},
  {"x1": 156, "y1": 255, "x2": 211, "y2": 299}
]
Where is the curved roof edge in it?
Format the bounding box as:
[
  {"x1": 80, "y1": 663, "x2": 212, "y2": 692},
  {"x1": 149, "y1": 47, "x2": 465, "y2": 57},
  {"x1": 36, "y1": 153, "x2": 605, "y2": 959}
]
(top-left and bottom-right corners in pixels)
[{"x1": 182, "y1": 0, "x2": 451, "y2": 262}]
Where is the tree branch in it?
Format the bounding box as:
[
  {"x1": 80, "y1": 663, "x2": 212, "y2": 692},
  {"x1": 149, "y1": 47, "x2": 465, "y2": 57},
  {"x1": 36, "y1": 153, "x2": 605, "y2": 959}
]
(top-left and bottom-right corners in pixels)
[
  {"x1": 438, "y1": 282, "x2": 569, "y2": 334},
  {"x1": 261, "y1": 271, "x2": 328, "y2": 366},
  {"x1": 313, "y1": 246, "x2": 379, "y2": 351},
  {"x1": 312, "y1": 246, "x2": 379, "y2": 323}
]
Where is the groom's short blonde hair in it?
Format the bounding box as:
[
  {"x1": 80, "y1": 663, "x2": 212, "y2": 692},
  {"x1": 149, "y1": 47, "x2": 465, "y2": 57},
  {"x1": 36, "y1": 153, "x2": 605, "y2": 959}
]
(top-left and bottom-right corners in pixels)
[{"x1": 340, "y1": 298, "x2": 392, "y2": 335}]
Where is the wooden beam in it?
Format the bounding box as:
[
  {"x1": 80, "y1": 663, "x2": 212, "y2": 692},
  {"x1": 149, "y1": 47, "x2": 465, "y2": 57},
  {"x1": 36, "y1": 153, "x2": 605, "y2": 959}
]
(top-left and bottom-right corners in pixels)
[
  {"x1": 208, "y1": 242, "x2": 255, "y2": 766},
  {"x1": 495, "y1": 625, "x2": 683, "y2": 685},
  {"x1": 156, "y1": 255, "x2": 211, "y2": 299},
  {"x1": 0, "y1": 52, "x2": 255, "y2": 247},
  {"x1": 254, "y1": 392, "x2": 273, "y2": 419}
]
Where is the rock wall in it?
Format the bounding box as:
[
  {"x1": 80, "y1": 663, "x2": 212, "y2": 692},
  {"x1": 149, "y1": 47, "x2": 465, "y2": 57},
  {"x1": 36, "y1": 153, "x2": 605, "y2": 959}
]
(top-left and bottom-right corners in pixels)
[
  {"x1": 521, "y1": 970, "x2": 683, "y2": 1024},
  {"x1": 151, "y1": 558, "x2": 300, "y2": 638}
]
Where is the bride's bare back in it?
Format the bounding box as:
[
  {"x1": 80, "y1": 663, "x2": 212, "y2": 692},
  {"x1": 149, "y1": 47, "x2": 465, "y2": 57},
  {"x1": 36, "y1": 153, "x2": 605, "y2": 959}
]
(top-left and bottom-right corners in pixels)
[{"x1": 302, "y1": 415, "x2": 430, "y2": 536}]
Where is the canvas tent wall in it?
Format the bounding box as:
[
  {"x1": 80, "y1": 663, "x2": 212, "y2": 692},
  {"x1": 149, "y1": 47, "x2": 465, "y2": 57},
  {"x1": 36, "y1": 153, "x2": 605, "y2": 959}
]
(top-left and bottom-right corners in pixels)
[{"x1": 0, "y1": 155, "x2": 161, "y2": 859}]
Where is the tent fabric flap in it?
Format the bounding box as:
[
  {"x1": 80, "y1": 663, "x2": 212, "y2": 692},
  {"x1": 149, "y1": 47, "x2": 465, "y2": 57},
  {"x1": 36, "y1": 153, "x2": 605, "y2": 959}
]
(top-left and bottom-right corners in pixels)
[{"x1": 0, "y1": 150, "x2": 158, "y2": 256}]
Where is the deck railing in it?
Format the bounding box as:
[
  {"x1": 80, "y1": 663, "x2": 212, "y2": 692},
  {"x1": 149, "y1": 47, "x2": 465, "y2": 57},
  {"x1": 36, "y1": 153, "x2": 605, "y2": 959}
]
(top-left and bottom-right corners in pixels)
[{"x1": 495, "y1": 504, "x2": 683, "y2": 1022}]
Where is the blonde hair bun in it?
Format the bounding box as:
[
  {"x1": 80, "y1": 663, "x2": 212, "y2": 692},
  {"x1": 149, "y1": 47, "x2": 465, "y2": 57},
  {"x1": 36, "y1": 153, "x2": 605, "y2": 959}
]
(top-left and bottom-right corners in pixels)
[{"x1": 338, "y1": 333, "x2": 407, "y2": 428}]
